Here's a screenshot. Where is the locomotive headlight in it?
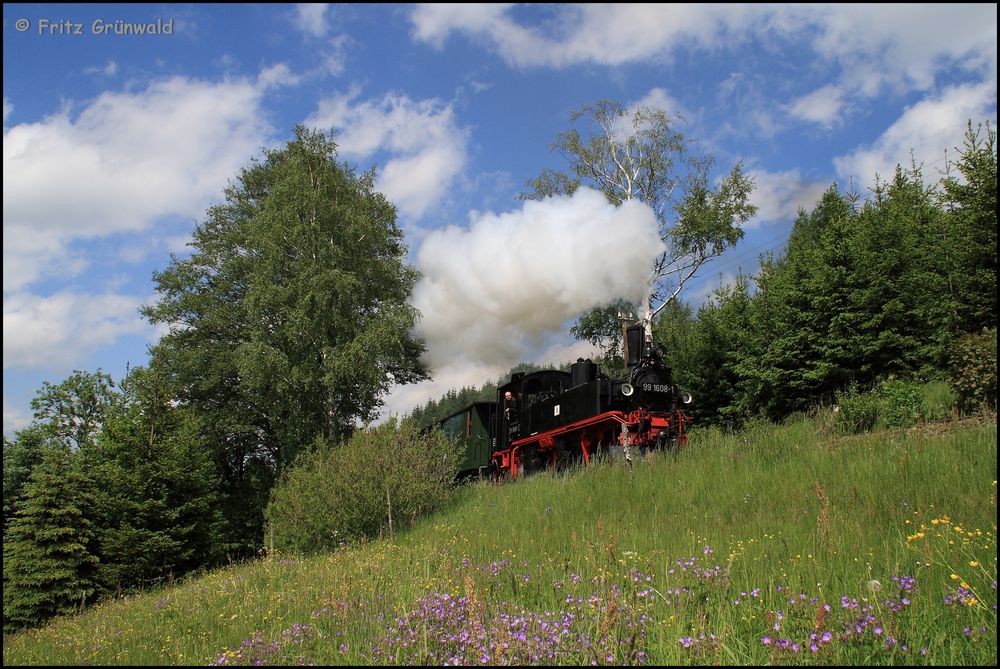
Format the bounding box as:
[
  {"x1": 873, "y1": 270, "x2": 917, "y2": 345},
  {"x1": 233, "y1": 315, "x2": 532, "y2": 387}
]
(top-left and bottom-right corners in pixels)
[
  {"x1": 680, "y1": 391, "x2": 693, "y2": 404},
  {"x1": 621, "y1": 383, "x2": 634, "y2": 397}
]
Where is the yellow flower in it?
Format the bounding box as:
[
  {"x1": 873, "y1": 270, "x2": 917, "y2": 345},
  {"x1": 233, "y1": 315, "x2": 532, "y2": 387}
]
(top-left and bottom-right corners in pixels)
[
  {"x1": 950, "y1": 574, "x2": 960, "y2": 580},
  {"x1": 969, "y1": 561, "x2": 979, "y2": 567}
]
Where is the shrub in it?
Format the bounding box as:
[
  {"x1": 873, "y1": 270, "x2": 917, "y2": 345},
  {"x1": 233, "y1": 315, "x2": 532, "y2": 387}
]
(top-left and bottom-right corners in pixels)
[
  {"x1": 835, "y1": 384, "x2": 881, "y2": 434},
  {"x1": 918, "y1": 379, "x2": 957, "y2": 423},
  {"x1": 265, "y1": 421, "x2": 459, "y2": 555},
  {"x1": 835, "y1": 379, "x2": 954, "y2": 434},
  {"x1": 878, "y1": 379, "x2": 923, "y2": 429},
  {"x1": 949, "y1": 327, "x2": 998, "y2": 414}
]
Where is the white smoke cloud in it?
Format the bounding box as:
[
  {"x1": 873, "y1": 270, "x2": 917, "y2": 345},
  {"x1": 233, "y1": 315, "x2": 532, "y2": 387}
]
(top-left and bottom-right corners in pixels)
[{"x1": 411, "y1": 187, "x2": 665, "y2": 371}]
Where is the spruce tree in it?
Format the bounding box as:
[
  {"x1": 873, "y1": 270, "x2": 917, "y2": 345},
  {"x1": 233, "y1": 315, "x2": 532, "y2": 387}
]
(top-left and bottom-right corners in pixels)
[{"x1": 3, "y1": 447, "x2": 98, "y2": 632}]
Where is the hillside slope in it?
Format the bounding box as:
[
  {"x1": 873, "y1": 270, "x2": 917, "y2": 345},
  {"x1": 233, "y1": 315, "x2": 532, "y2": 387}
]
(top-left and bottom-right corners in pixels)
[{"x1": 4, "y1": 416, "x2": 996, "y2": 666}]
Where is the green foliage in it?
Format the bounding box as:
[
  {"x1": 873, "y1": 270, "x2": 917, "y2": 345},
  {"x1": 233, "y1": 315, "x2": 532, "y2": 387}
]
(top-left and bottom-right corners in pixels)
[
  {"x1": 940, "y1": 122, "x2": 997, "y2": 334},
  {"x1": 3, "y1": 417, "x2": 996, "y2": 666},
  {"x1": 877, "y1": 378, "x2": 924, "y2": 429},
  {"x1": 671, "y1": 119, "x2": 996, "y2": 425},
  {"x1": 85, "y1": 367, "x2": 223, "y2": 594},
  {"x1": 834, "y1": 385, "x2": 882, "y2": 434},
  {"x1": 948, "y1": 327, "x2": 998, "y2": 414},
  {"x1": 265, "y1": 421, "x2": 459, "y2": 554},
  {"x1": 142, "y1": 126, "x2": 427, "y2": 555},
  {"x1": 3, "y1": 426, "x2": 57, "y2": 537},
  {"x1": 521, "y1": 99, "x2": 755, "y2": 358},
  {"x1": 29, "y1": 370, "x2": 119, "y2": 450},
  {"x1": 3, "y1": 447, "x2": 98, "y2": 633},
  {"x1": 568, "y1": 298, "x2": 634, "y2": 366},
  {"x1": 835, "y1": 378, "x2": 959, "y2": 434}
]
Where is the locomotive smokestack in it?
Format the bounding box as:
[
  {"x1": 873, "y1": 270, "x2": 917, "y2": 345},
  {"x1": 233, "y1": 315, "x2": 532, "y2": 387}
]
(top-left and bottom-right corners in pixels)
[{"x1": 625, "y1": 324, "x2": 643, "y2": 370}]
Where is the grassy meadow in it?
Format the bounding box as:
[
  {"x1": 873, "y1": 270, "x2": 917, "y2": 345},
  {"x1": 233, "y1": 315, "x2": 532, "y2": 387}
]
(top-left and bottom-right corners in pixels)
[{"x1": 3, "y1": 414, "x2": 996, "y2": 666}]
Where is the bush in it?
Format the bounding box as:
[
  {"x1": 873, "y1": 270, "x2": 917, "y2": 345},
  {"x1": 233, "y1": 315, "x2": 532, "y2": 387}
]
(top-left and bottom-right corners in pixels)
[
  {"x1": 918, "y1": 379, "x2": 957, "y2": 423},
  {"x1": 835, "y1": 385, "x2": 881, "y2": 434},
  {"x1": 835, "y1": 379, "x2": 956, "y2": 434},
  {"x1": 878, "y1": 379, "x2": 923, "y2": 429},
  {"x1": 265, "y1": 421, "x2": 459, "y2": 555},
  {"x1": 949, "y1": 327, "x2": 998, "y2": 414}
]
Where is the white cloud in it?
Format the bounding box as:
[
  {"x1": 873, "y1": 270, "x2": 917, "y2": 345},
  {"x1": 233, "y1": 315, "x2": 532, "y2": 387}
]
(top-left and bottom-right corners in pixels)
[
  {"x1": 3, "y1": 68, "x2": 284, "y2": 385},
  {"x1": 306, "y1": 90, "x2": 470, "y2": 219},
  {"x1": 410, "y1": 5, "x2": 997, "y2": 124},
  {"x1": 257, "y1": 63, "x2": 301, "y2": 90},
  {"x1": 833, "y1": 80, "x2": 998, "y2": 188},
  {"x1": 411, "y1": 4, "x2": 752, "y2": 69},
  {"x1": 294, "y1": 3, "x2": 330, "y2": 38},
  {"x1": 746, "y1": 168, "x2": 831, "y2": 227},
  {"x1": 84, "y1": 60, "x2": 119, "y2": 77},
  {"x1": 804, "y1": 5, "x2": 997, "y2": 97},
  {"x1": 3, "y1": 291, "x2": 148, "y2": 371},
  {"x1": 786, "y1": 85, "x2": 847, "y2": 128},
  {"x1": 411, "y1": 5, "x2": 996, "y2": 82},
  {"x1": 3, "y1": 398, "x2": 33, "y2": 436},
  {"x1": 3, "y1": 72, "x2": 277, "y2": 292},
  {"x1": 1, "y1": 225, "x2": 91, "y2": 293},
  {"x1": 630, "y1": 88, "x2": 687, "y2": 119}
]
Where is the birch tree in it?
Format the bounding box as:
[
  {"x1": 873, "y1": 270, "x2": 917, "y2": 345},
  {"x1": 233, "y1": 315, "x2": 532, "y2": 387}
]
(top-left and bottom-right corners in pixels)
[{"x1": 522, "y1": 100, "x2": 756, "y2": 355}]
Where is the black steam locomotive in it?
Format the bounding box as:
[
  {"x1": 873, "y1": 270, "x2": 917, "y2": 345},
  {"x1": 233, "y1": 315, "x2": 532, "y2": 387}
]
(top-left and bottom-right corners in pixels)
[{"x1": 438, "y1": 325, "x2": 692, "y2": 479}]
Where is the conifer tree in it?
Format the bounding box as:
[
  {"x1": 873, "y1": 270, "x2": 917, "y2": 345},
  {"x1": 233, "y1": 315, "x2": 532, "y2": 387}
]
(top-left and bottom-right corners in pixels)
[{"x1": 3, "y1": 447, "x2": 98, "y2": 632}]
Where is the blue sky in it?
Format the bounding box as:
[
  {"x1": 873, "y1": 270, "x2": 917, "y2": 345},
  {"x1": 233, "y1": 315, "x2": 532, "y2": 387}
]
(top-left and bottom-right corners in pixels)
[{"x1": 3, "y1": 3, "x2": 997, "y2": 435}]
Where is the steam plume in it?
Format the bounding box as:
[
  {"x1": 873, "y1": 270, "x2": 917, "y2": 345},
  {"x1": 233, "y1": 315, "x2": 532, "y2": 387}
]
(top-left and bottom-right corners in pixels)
[{"x1": 411, "y1": 187, "x2": 665, "y2": 371}]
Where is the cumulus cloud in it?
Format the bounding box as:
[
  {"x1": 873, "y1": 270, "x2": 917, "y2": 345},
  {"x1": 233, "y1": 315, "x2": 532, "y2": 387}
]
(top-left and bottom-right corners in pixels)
[
  {"x1": 3, "y1": 75, "x2": 274, "y2": 249},
  {"x1": 411, "y1": 4, "x2": 752, "y2": 69},
  {"x1": 746, "y1": 168, "x2": 831, "y2": 228},
  {"x1": 411, "y1": 5, "x2": 995, "y2": 80},
  {"x1": 3, "y1": 68, "x2": 283, "y2": 383},
  {"x1": 3, "y1": 291, "x2": 148, "y2": 370},
  {"x1": 294, "y1": 3, "x2": 330, "y2": 38},
  {"x1": 306, "y1": 90, "x2": 469, "y2": 219},
  {"x1": 3, "y1": 399, "x2": 33, "y2": 437},
  {"x1": 833, "y1": 80, "x2": 998, "y2": 188},
  {"x1": 804, "y1": 4, "x2": 997, "y2": 97},
  {"x1": 411, "y1": 187, "x2": 665, "y2": 371},
  {"x1": 410, "y1": 5, "x2": 997, "y2": 128},
  {"x1": 786, "y1": 85, "x2": 848, "y2": 128}
]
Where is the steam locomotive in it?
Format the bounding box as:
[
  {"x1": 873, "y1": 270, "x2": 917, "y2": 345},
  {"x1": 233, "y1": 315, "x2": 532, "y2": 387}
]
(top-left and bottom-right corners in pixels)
[{"x1": 438, "y1": 324, "x2": 693, "y2": 479}]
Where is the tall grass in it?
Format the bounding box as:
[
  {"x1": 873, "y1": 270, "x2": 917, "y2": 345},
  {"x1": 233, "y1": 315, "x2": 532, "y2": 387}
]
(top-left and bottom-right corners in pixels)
[{"x1": 3, "y1": 415, "x2": 996, "y2": 665}]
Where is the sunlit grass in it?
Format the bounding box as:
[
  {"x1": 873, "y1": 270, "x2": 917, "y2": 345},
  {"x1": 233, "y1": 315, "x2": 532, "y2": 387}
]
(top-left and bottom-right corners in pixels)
[{"x1": 3, "y1": 415, "x2": 996, "y2": 665}]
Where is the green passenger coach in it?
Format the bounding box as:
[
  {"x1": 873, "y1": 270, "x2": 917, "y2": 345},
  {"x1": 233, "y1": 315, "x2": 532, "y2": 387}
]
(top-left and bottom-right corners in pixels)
[{"x1": 439, "y1": 401, "x2": 497, "y2": 478}]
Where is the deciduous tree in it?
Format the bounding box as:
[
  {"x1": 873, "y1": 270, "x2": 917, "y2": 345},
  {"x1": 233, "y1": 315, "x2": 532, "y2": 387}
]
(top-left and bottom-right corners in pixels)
[
  {"x1": 522, "y1": 100, "x2": 756, "y2": 351},
  {"x1": 142, "y1": 126, "x2": 427, "y2": 554}
]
